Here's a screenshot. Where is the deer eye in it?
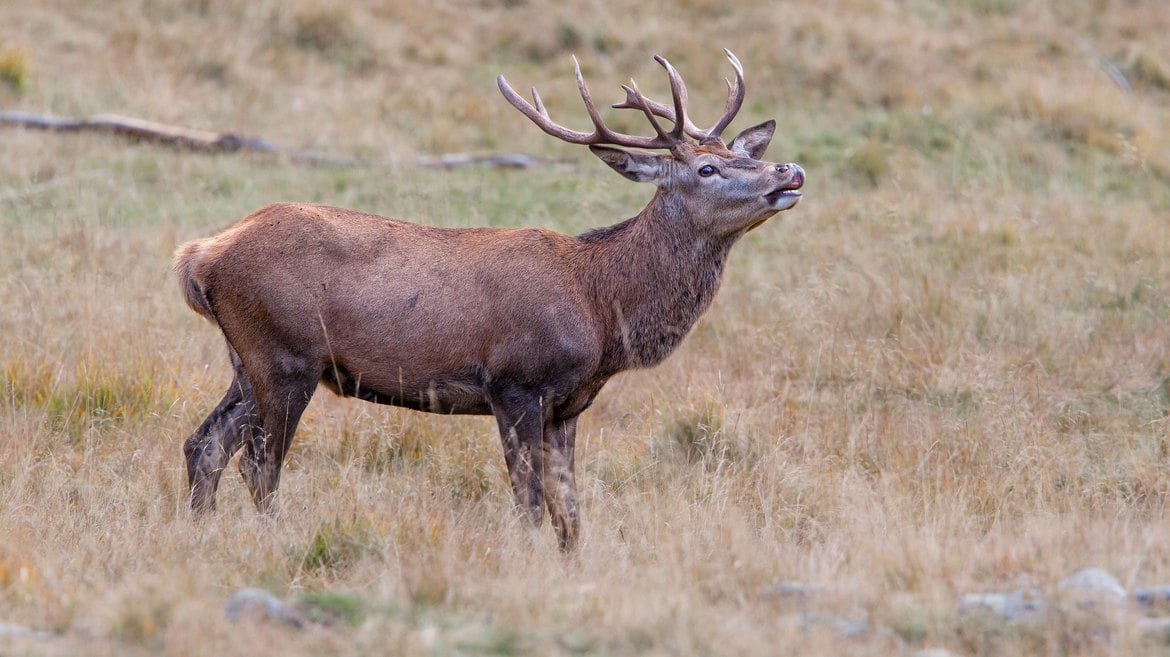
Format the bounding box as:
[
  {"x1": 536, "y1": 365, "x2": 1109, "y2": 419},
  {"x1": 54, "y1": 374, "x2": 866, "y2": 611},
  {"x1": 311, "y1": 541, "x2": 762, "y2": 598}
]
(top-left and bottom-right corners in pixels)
[{"x1": 698, "y1": 164, "x2": 717, "y2": 177}]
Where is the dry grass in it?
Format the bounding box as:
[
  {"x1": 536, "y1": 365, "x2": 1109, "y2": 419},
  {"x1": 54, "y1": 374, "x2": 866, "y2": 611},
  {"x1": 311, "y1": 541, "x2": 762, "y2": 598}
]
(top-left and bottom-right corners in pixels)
[{"x1": 3, "y1": 0, "x2": 1170, "y2": 655}]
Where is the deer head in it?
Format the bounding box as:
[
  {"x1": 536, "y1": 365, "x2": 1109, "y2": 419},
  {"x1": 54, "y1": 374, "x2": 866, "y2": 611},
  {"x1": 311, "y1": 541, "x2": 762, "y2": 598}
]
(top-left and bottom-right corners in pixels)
[{"x1": 497, "y1": 50, "x2": 804, "y2": 236}]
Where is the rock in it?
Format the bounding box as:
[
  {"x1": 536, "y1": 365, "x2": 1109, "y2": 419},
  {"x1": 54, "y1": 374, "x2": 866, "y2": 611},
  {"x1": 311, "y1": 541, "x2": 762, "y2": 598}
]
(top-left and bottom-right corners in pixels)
[
  {"x1": 958, "y1": 590, "x2": 1045, "y2": 622},
  {"x1": 224, "y1": 588, "x2": 306, "y2": 628},
  {"x1": 912, "y1": 650, "x2": 962, "y2": 657},
  {"x1": 0, "y1": 622, "x2": 53, "y2": 640},
  {"x1": 1134, "y1": 586, "x2": 1170, "y2": 611},
  {"x1": 800, "y1": 612, "x2": 869, "y2": 638},
  {"x1": 827, "y1": 615, "x2": 870, "y2": 639},
  {"x1": 1135, "y1": 617, "x2": 1170, "y2": 643},
  {"x1": 759, "y1": 581, "x2": 818, "y2": 601},
  {"x1": 1057, "y1": 568, "x2": 1126, "y2": 609},
  {"x1": 777, "y1": 611, "x2": 869, "y2": 639}
]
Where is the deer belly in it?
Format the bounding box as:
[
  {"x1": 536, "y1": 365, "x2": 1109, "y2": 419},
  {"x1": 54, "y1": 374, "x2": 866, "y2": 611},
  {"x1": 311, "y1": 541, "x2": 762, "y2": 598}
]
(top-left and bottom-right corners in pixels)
[{"x1": 319, "y1": 362, "x2": 491, "y2": 415}]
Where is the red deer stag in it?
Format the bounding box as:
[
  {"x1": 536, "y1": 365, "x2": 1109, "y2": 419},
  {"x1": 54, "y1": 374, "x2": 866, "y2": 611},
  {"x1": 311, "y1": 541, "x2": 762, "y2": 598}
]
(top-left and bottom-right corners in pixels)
[{"x1": 175, "y1": 50, "x2": 804, "y2": 551}]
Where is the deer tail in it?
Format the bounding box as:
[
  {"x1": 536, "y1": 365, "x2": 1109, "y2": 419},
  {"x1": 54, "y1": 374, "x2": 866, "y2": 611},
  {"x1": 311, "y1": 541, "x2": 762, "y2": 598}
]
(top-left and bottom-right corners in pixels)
[{"x1": 173, "y1": 240, "x2": 217, "y2": 323}]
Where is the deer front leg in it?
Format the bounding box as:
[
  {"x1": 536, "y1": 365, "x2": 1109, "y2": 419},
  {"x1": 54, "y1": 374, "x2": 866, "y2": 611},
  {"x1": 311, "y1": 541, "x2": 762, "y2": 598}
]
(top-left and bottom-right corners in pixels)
[
  {"x1": 491, "y1": 393, "x2": 545, "y2": 527},
  {"x1": 542, "y1": 415, "x2": 580, "y2": 551}
]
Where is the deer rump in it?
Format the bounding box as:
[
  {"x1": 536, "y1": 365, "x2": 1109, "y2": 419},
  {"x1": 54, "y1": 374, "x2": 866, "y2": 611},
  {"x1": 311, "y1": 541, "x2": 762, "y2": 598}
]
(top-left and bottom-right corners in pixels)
[{"x1": 177, "y1": 202, "x2": 602, "y2": 418}]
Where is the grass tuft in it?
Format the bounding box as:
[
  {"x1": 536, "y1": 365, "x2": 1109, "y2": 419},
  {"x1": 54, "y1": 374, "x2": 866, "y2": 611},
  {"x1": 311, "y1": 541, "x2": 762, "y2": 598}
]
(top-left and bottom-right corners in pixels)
[
  {"x1": 1124, "y1": 48, "x2": 1170, "y2": 92},
  {"x1": 0, "y1": 43, "x2": 28, "y2": 92},
  {"x1": 298, "y1": 518, "x2": 372, "y2": 578},
  {"x1": 295, "y1": 590, "x2": 369, "y2": 626},
  {"x1": 3, "y1": 355, "x2": 177, "y2": 438}
]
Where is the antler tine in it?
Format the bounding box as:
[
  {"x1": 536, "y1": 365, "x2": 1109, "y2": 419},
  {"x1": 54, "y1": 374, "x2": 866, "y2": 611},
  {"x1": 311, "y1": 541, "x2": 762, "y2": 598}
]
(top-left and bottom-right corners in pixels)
[
  {"x1": 499, "y1": 58, "x2": 678, "y2": 150},
  {"x1": 529, "y1": 86, "x2": 548, "y2": 117},
  {"x1": 613, "y1": 85, "x2": 707, "y2": 140},
  {"x1": 705, "y1": 49, "x2": 746, "y2": 141},
  {"x1": 498, "y1": 73, "x2": 596, "y2": 144},
  {"x1": 620, "y1": 80, "x2": 672, "y2": 142},
  {"x1": 571, "y1": 56, "x2": 618, "y2": 142},
  {"x1": 653, "y1": 55, "x2": 689, "y2": 141},
  {"x1": 611, "y1": 50, "x2": 747, "y2": 142}
]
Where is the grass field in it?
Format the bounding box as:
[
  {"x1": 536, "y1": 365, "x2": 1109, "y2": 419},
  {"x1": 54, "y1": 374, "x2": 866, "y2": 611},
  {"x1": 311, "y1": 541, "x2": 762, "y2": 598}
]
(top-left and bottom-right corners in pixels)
[{"x1": 3, "y1": 1, "x2": 1170, "y2": 655}]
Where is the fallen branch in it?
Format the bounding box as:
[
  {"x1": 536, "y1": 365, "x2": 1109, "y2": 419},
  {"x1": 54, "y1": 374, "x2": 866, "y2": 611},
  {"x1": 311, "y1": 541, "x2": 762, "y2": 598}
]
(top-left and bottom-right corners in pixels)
[
  {"x1": 0, "y1": 110, "x2": 552, "y2": 168},
  {"x1": 420, "y1": 152, "x2": 557, "y2": 169}
]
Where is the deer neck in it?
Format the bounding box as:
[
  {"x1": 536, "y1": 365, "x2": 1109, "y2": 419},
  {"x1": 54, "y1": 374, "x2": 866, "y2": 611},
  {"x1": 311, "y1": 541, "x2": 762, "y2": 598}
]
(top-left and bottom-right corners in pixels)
[{"x1": 578, "y1": 192, "x2": 735, "y2": 374}]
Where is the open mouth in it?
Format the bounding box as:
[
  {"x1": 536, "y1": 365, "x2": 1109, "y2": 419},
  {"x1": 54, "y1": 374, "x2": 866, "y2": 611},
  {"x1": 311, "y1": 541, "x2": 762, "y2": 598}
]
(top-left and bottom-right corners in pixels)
[{"x1": 764, "y1": 188, "x2": 803, "y2": 204}]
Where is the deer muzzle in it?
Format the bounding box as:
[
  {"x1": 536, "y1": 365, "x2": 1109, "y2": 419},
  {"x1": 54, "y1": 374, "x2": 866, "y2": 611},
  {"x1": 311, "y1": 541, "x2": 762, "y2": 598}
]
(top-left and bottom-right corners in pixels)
[{"x1": 764, "y1": 163, "x2": 805, "y2": 210}]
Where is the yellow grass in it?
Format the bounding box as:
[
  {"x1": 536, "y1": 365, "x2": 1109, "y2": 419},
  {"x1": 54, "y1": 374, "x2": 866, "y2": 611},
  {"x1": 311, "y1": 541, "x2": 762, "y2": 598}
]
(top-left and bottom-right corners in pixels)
[{"x1": 3, "y1": 0, "x2": 1170, "y2": 655}]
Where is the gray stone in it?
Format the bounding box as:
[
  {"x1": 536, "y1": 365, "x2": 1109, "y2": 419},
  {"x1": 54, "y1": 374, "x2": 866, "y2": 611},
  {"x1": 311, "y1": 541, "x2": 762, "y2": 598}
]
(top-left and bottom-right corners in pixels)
[
  {"x1": 224, "y1": 588, "x2": 306, "y2": 628},
  {"x1": 1057, "y1": 567, "x2": 1126, "y2": 609},
  {"x1": 0, "y1": 622, "x2": 53, "y2": 640},
  {"x1": 800, "y1": 612, "x2": 869, "y2": 638},
  {"x1": 1135, "y1": 617, "x2": 1170, "y2": 643},
  {"x1": 912, "y1": 650, "x2": 962, "y2": 657},
  {"x1": 1134, "y1": 586, "x2": 1170, "y2": 610},
  {"x1": 759, "y1": 581, "x2": 818, "y2": 600},
  {"x1": 958, "y1": 590, "x2": 1045, "y2": 622}
]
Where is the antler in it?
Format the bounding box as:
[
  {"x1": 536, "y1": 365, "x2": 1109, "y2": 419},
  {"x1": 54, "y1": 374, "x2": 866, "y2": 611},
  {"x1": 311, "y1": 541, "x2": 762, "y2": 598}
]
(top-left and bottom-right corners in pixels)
[
  {"x1": 498, "y1": 55, "x2": 701, "y2": 150},
  {"x1": 612, "y1": 49, "x2": 745, "y2": 143}
]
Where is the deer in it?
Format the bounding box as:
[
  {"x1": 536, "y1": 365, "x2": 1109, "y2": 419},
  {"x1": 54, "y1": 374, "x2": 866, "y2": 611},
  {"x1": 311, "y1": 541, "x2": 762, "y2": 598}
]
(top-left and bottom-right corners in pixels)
[{"x1": 175, "y1": 50, "x2": 804, "y2": 551}]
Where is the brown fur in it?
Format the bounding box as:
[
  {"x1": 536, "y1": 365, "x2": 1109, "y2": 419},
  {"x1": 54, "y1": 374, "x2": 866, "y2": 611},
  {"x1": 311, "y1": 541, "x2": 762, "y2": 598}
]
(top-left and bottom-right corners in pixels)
[{"x1": 177, "y1": 61, "x2": 804, "y2": 551}]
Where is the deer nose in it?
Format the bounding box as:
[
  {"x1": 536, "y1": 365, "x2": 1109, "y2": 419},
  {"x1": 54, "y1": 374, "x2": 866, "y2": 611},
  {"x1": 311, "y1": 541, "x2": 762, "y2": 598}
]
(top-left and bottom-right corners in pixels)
[{"x1": 777, "y1": 163, "x2": 805, "y2": 187}]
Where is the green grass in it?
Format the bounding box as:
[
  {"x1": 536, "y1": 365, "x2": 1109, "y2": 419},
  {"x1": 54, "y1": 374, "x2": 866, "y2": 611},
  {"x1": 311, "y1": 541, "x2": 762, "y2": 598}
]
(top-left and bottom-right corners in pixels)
[{"x1": 0, "y1": 43, "x2": 29, "y2": 92}]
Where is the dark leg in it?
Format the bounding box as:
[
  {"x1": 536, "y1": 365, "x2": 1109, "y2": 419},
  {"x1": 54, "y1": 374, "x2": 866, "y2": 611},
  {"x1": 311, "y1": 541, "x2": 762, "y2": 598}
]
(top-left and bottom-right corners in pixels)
[
  {"x1": 490, "y1": 391, "x2": 545, "y2": 527},
  {"x1": 183, "y1": 349, "x2": 258, "y2": 513},
  {"x1": 237, "y1": 365, "x2": 318, "y2": 513},
  {"x1": 542, "y1": 415, "x2": 580, "y2": 551}
]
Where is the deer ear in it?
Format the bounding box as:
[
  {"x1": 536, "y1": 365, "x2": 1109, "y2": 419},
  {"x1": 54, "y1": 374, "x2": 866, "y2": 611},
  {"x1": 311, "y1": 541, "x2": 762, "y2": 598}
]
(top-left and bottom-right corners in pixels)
[
  {"x1": 728, "y1": 120, "x2": 776, "y2": 159},
  {"x1": 590, "y1": 145, "x2": 666, "y2": 183}
]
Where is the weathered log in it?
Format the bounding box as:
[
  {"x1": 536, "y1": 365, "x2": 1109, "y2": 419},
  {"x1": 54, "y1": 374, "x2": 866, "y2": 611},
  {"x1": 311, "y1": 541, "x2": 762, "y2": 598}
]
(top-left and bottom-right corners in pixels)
[{"x1": 0, "y1": 111, "x2": 549, "y2": 168}]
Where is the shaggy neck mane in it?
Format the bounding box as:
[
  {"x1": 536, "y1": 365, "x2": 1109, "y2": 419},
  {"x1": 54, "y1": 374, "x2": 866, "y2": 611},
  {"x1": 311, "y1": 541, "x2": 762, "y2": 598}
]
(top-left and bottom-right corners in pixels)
[{"x1": 576, "y1": 191, "x2": 734, "y2": 375}]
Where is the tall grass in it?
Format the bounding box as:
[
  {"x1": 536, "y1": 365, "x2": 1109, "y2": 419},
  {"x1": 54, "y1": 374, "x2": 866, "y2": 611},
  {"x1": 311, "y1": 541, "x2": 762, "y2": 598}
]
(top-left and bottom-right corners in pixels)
[{"x1": 2, "y1": 0, "x2": 1170, "y2": 655}]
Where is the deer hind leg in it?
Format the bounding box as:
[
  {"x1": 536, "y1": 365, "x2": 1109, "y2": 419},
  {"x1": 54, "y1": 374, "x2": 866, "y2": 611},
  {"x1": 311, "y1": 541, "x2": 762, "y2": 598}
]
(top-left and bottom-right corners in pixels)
[
  {"x1": 542, "y1": 415, "x2": 580, "y2": 551},
  {"x1": 491, "y1": 392, "x2": 545, "y2": 527},
  {"x1": 236, "y1": 358, "x2": 319, "y2": 514},
  {"x1": 184, "y1": 348, "x2": 258, "y2": 513}
]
